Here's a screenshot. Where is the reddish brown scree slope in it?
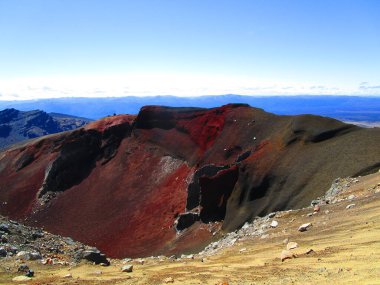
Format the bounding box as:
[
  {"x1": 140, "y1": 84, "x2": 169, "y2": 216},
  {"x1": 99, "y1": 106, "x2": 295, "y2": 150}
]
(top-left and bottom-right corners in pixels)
[{"x1": 0, "y1": 104, "x2": 379, "y2": 258}]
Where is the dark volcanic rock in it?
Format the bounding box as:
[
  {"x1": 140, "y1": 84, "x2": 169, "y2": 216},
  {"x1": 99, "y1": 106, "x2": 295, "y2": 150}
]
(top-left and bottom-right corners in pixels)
[
  {"x1": 199, "y1": 166, "x2": 239, "y2": 223},
  {"x1": 0, "y1": 105, "x2": 379, "y2": 258},
  {"x1": 0, "y1": 223, "x2": 10, "y2": 233},
  {"x1": 18, "y1": 264, "x2": 29, "y2": 272},
  {"x1": 0, "y1": 215, "x2": 92, "y2": 263},
  {"x1": 38, "y1": 129, "x2": 102, "y2": 199},
  {"x1": 0, "y1": 247, "x2": 7, "y2": 257},
  {"x1": 38, "y1": 120, "x2": 132, "y2": 204},
  {"x1": 186, "y1": 164, "x2": 230, "y2": 211},
  {"x1": 81, "y1": 249, "x2": 110, "y2": 265},
  {"x1": 175, "y1": 213, "x2": 200, "y2": 231}
]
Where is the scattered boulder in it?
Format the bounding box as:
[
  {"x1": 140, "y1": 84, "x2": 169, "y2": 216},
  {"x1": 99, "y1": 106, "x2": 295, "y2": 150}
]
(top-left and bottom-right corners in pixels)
[
  {"x1": 32, "y1": 231, "x2": 44, "y2": 239},
  {"x1": 63, "y1": 273, "x2": 72, "y2": 278},
  {"x1": 311, "y1": 200, "x2": 320, "y2": 206},
  {"x1": 16, "y1": 251, "x2": 42, "y2": 260},
  {"x1": 121, "y1": 265, "x2": 133, "y2": 273},
  {"x1": 0, "y1": 247, "x2": 7, "y2": 257},
  {"x1": 286, "y1": 242, "x2": 298, "y2": 250},
  {"x1": 313, "y1": 205, "x2": 320, "y2": 212},
  {"x1": 30, "y1": 252, "x2": 42, "y2": 260},
  {"x1": 17, "y1": 264, "x2": 29, "y2": 272},
  {"x1": 348, "y1": 194, "x2": 356, "y2": 200},
  {"x1": 346, "y1": 204, "x2": 355, "y2": 209},
  {"x1": 16, "y1": 251, "x2": 31, "y2": 260},
  {"x1": 305, "y1": 248, "x2": 315, "y2": 254},
  {"x1": 82, "y1": 249, "x2": 110, "y2": 265},
  {"x1": 25, "y1": 269, "x2": 34, "y2": 277},
  {"x1": 0, "y1": 223, "x2": 10, "y2": 233},
  {"x1": 8, "y1": 246, "x2": 18, "y2": 254},
  {"x1": 1, "y1": 234, "x2": 8, "y2": 243},
  {"x1": 280, "y1": 250, "x2": 296, "y2": 262},
  {"x1": 298, "y1": 223, "x2": 312, "y2": 232},
  {"x1": 164, "y1": 277, "x2": 174, "y2": 283}
]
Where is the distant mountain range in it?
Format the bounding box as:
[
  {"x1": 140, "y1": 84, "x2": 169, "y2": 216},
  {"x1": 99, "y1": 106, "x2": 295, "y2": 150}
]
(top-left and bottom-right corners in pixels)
[
  {"x1": 0, "y1": 109, "x2": 91, "y2": 149},
  {"x1": 0, "y1": 95, "x2": 379, "y2": 122}
]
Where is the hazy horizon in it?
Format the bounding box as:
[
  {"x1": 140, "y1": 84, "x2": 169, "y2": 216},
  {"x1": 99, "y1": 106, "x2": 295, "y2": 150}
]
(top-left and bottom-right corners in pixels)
[{"x1": 1, "y1": 94, "x2": 380, "y2": 103}]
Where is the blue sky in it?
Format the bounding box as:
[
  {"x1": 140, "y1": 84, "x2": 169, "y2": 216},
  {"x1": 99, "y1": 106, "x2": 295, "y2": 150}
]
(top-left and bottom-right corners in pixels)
[{"x1": 0, "y1": 0, "x2": 379, "y2": 99}]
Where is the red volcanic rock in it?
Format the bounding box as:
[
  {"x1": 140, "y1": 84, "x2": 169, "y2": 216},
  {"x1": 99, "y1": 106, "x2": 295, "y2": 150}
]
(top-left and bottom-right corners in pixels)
[
  {"x1": 84, "y1": 114, "x2": 135, "y2": 132},
  {"x1": 0, "y1": 104, "x2": 379, "y2": 258},
  {"x1": 176, "y1": 107, "x2": 227, "y2": 151}
]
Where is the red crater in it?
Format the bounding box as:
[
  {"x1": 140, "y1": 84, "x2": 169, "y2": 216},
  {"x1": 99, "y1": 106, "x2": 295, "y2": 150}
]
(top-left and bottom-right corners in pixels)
[{"x1": 0, "y1": 104, "x2": 379, "y2": 258}]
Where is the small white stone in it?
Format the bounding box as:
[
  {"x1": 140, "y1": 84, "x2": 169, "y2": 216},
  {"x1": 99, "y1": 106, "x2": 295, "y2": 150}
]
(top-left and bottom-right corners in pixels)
[
  {"x1": 242, "y1": 222, "x2": 250, "y2": 230},
  {"x1": 286, "y1": 242, "x2": 298, "y2": 250},
  {"x1": 270, "y1": 220, "x2": 279, "y2": 228},
  {"x1": 298, "y1": 223, "x2": 312, "y2": 232},
  {"x1": 121, "y1": 265, "x2": 133, "y2": 272}
]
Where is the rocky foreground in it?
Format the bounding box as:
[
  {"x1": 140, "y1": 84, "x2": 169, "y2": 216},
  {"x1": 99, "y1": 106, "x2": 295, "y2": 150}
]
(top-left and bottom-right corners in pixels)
[
  {"x1": 0, "y1": 171, "x2": 379, "y2": 284},
  {"x1": 0, "y1": 213, "x2": 112, "y2": 283}
]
